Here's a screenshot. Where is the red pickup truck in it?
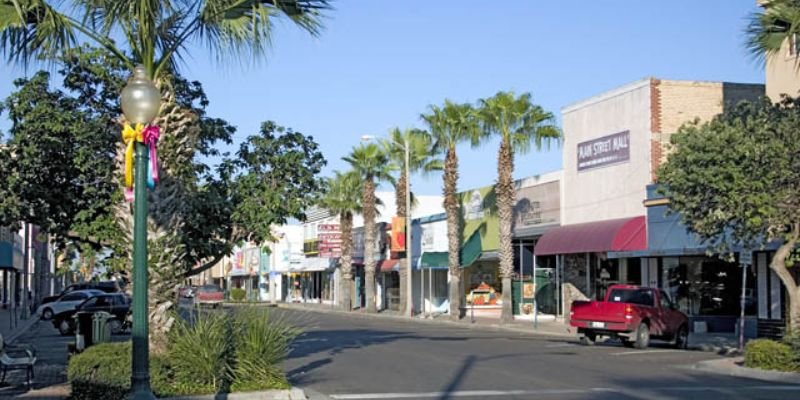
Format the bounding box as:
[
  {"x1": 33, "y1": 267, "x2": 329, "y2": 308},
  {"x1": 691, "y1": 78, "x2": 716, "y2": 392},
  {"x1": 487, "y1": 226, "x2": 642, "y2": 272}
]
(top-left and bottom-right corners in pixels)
[{"x1": 570, "y1": 285, "x2": 689, "y2": 349}]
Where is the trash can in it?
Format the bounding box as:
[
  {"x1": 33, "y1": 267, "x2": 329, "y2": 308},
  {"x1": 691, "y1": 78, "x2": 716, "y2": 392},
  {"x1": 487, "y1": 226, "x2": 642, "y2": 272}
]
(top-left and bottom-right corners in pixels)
[
  {"x1": 92, "y1": 311, "x2": 112, "y2": 344},
  {"x1": 74, "y1": 312, "x2": 95, "y2": 351}
]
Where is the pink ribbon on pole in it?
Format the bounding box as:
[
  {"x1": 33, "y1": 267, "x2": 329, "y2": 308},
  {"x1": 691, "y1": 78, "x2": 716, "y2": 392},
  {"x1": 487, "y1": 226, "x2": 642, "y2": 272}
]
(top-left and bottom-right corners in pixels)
[{"x1": 143, "y1": 125, "x2": 160, "y2": 188}]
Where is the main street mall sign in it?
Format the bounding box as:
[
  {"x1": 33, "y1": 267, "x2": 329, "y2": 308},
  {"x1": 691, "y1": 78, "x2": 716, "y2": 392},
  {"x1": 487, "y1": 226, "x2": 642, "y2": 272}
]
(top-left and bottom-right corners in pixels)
[{"x1": 577, "y1": 130, "x2": 630, "y2": 171}]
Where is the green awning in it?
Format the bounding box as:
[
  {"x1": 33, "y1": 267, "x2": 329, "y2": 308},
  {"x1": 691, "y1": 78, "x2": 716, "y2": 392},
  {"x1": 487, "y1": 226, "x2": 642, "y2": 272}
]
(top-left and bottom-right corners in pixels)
[
  {"x1": 460, "y1": 230, "x2": 482, "y2": 268},
  {"x1": 420, "y1": 252, "x2": 448, "y2": 269}
]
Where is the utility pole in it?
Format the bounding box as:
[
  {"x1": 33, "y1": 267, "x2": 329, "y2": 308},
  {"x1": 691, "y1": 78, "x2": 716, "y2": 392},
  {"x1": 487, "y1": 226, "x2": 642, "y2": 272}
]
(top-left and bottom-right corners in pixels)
[{"x1": 405, "y1": 138, "x2": 413, "y2": 317}]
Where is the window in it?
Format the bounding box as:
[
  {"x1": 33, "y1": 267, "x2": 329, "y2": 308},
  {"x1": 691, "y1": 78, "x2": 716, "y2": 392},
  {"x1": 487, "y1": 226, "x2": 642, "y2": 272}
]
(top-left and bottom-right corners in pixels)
[
  {"x1": 62, "y1": 293, "x2": 86, "y2": 302},
  {"x1": 80, "y1": 298, "x2": 98, "y2": 308},
  {"x1": 659, "y1": 290, "x2": 674, "y2": 309},
  {"x1": 608, "y1": 288, "x2": 654, "y2": 307}
]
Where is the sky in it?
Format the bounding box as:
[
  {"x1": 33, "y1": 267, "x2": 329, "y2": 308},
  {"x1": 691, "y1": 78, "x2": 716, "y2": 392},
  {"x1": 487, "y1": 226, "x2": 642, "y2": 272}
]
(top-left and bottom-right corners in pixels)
[{"x1": 0, "y1": 0, "x2": 765, "y2": 196}]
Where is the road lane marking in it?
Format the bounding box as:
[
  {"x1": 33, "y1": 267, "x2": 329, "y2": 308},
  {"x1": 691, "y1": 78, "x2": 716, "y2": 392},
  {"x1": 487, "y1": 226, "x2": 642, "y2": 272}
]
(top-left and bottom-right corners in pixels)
[
  {"x1": 329, "y1": 386, "x2": 800, "y2": 399},
  {"x1": 610, "y1": 349, "x2": 682, "y2": 356}
]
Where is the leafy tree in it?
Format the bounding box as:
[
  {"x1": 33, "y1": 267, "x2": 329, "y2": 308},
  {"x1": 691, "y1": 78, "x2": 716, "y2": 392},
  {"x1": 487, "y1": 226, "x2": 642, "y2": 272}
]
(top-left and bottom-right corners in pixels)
[
  {"x1": 421, "y1": 100, "x2": 480, "y2": 320},
  {"x1": 381, "y1": 127, "x2": 441, "y2": 314},
  {"x1": 746, "y1": 0, "x2": 800, "y2": 65},
  {"x1": 318, "y1": 170, "x2": 362, "y2": 310},
  {"x1": 658, "y1": 97, "x2": 800, "y2": 333},
  {"x1": 0, "y1": 48, "x2": 327, "y2": 345},
  {"x1": 343, "y1": 143, "x2": 395, "y2": 313},
  {"x1": 477, "y1": 91, "x2": 560, "y2": 323}
]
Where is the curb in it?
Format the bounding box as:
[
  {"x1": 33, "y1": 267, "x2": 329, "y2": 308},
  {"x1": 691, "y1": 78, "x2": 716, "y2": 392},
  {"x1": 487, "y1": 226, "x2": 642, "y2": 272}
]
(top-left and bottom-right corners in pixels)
[
  {"x1": 164, "y1": 387, "x2": 307, "y2": 400},
  {"x1": 692, "y1": 357, "x2": 800, "y2": 384},
  {"x1": 6, "y1": 315, "x2": 40, "y2": 344},
  {"x1": 272, "y1": 303, "x2": 576, "y2": 339}
]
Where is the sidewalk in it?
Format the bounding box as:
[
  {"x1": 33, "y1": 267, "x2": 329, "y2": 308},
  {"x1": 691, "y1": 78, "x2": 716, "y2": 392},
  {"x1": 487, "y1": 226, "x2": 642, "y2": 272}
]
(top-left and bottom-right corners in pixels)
[
  {"x1": 0, "y1": 306, "x2": 39, "y2": 344},
  {"x1": 693, "y1": 356, "x2": 800, "y2": 384},
  {"x1": 0, "y1": 319, "x2": 72, "y2": 399}
]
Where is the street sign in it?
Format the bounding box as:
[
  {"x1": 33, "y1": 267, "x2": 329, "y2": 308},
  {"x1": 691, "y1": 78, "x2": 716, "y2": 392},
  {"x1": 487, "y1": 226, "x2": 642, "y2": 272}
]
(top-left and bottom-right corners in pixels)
[{"x1": 740, "y1": 250, "x2": 753, "y2": 266}]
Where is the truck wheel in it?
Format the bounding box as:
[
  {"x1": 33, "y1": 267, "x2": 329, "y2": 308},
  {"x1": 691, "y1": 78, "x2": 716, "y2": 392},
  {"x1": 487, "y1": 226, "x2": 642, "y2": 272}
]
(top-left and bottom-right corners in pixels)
[
  {"x1": 674, "y1": 325, "x2": 688, "y2": 350},
  {"x1": 579, "y1": 332, "x2": 596, "y2": 346},
  {"x1": 633, "y1": 323, "x2": 650, "y2": 349}
]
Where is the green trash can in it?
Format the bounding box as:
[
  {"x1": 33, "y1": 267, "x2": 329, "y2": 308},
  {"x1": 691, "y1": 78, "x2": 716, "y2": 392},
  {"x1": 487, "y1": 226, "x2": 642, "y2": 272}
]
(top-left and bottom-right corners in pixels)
[{"x1": 92, "y1": 312, "x2": 112, "y2": 344}]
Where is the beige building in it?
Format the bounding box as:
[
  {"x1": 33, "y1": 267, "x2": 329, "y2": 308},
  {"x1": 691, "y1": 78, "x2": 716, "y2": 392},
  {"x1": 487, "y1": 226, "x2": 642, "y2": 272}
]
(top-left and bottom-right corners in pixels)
[{"x1": 560, "y1": 78, "x2": 763, "y2": 225}]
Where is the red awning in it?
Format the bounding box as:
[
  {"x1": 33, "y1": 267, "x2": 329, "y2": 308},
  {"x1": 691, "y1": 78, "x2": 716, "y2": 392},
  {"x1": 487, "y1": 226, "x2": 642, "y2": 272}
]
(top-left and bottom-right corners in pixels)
[
  {"x1": 533, "y1": 216, "x2": 646, "y2": 256},
  {"x1": 379, "y1": 259, "x2": 401, "y2": 272}
]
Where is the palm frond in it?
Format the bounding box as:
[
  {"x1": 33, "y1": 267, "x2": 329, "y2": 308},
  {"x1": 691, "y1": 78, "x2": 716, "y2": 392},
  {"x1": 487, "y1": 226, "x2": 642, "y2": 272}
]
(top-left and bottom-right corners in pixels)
[
  {"x1": 0, "y1": 0, "x2": 77, "y2": 65},
  {"x1": 478, "y1": 90, "x2": 561, "y2": 155},
  {"x1": 746, "y1": 0, "x2": 800, "y2": 65}
]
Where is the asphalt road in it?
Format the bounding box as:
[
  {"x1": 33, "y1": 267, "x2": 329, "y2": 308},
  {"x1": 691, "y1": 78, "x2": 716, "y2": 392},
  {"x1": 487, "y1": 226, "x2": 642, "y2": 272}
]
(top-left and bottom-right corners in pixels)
[{"x1": 276, "y1": 309, "x2": 800, "y2": 400}]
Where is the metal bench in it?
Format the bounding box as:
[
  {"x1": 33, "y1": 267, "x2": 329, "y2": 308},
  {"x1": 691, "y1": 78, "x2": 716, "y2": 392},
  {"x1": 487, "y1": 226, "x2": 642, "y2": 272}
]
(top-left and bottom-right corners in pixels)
[{"x1": 0, "y1": 334, "x2": 37, "y2": 387}]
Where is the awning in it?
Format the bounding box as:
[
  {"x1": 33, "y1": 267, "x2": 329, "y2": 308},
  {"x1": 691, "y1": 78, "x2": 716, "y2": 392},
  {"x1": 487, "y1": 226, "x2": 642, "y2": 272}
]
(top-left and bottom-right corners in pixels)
[
  {"x1": 420, "y1": 252, "x2": 448, "y2": 269},
  {"x1": 380, "y1": 259, "x2": 400, "y2": 272},
  {"x1": 460, "y1": 230, "x2": 482, "y2": 267},
  {"x1": 534, "y1": 216, "x2": 646, "y2": 256},
  {"x1": 290, "y1": 257, "x2": 334, "y2": 272},
  {"x1": 514, "y1": 223, "x2": 559, "y2": 239}
]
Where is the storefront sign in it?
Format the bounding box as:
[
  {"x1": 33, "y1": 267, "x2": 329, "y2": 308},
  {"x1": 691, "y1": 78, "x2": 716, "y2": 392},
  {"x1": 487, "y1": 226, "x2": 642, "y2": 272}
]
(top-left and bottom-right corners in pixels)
[
  {"x1": 391, "y1": 216, "x2": 406, "y2": 251},
  {"x1": 318, "y1": 224, "x2": 339, "y2": 232},
  {"x1": 523, "y1": 283, "x2": 536, "y2": 299},
  {"x1": 577, "y1": 130, "x2": 630, "y2": 171},
  {"x1": 514, "y1": 181, "x2": 560, "y2": 231}
]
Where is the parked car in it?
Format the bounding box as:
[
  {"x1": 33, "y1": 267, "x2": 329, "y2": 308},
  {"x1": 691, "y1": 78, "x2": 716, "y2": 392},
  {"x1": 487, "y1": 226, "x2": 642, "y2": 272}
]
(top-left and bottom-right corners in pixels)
[
  {"x1": 195, "y1": 284, "x2": 224, "y2": 308},
  {"x1": 51, "y1": 293, "x2": 131, "y2": 335},
  {"x1": 40, "y1": 281, "x2": 125, "y2": 305},
  {"x1": 570, "y1": 284, "x2": 689, "y2": 349},
  {"x1": 36, "y1": 289, "x2": 105, "y2": 320}
]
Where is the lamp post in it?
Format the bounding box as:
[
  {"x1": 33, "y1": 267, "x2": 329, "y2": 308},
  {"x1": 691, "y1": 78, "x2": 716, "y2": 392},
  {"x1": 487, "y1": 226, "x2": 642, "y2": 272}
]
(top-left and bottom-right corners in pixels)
[{"x1": 120, "y1": 65, "x2": 160, "y2": 400}]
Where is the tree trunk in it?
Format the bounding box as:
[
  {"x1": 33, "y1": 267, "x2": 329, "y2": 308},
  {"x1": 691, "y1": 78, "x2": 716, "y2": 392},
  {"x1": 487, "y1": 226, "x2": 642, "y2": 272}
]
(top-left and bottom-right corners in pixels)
[
  {"x1": 496, "y1": 139, "x2": 515, "y2": 324},
  {"x1": 769, "y1": 225, "x2": 799, "y2": 334},
  {"x1": 444, "y1": 147, "x2": 462, "y2": 320},
  {"x1": 339, "y1": 212, "x2": 354, "y2": 311},
  {"x1": 364, "y1": 179, "x2": 378, "y2": 313},
  {"x1": 396, "y1": 171, "x2": 407, "y2": 315}
]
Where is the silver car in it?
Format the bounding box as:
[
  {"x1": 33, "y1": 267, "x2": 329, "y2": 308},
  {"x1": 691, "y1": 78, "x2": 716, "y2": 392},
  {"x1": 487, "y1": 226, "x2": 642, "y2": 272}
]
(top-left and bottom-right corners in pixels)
[{"x1": 36, "y1": 289, "x2": 104, "y2": 320}]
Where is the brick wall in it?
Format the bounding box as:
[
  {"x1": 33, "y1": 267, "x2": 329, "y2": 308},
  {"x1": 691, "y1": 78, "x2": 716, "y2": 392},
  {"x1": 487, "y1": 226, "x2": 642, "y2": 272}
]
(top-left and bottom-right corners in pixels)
[{"x1": 649, "y1": 80, "x2": 763, "y2": 180}]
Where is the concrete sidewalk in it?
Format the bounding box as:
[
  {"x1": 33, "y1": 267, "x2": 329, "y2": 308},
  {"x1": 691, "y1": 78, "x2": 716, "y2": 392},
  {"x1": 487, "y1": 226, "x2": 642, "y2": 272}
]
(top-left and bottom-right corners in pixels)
[
  {"x1": 0, "y1": 306, "x2": 39, "y2": 344},
  {"x1": 693, "y1": 356, "x2": 800, "y2": 384}
]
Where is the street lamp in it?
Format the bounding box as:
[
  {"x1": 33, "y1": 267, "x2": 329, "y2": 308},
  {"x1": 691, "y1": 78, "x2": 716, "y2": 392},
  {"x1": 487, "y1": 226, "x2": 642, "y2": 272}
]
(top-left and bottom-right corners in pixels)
[
  {"x1": 361, "y1": 134, "x2": 413, "y2": 317},
  {"x1": 120, "y1": 65, "x2": 160, "y2": 400}
]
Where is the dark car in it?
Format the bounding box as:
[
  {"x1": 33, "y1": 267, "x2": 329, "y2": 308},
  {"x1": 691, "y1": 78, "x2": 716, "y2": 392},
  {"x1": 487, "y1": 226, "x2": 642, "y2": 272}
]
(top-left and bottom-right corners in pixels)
[
  {"x1": 41, "y1": 281, "x2": 125, "y2": 305},
  {"x1": 52, "y1": 293, "x2": 131, "y2": 336}
]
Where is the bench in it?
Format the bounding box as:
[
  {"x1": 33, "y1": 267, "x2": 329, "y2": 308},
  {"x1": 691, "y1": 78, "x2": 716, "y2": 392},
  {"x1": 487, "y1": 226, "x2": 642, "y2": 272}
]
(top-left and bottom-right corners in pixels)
[{"x1": 0, "y1": 334, "x2": 37, "y2": 387}]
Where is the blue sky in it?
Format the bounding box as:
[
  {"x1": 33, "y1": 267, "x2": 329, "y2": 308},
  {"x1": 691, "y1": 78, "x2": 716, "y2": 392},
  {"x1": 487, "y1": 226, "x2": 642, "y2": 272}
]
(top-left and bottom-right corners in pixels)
[{"x1": 0, "y1": 0, "x2": 764, "y2": 195}]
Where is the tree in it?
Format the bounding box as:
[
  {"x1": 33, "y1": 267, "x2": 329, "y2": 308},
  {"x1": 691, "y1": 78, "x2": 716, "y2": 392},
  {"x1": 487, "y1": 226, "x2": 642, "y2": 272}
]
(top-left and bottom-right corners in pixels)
[
  {"x1": 746, "y1": 0, "x2": 800, "y2": 65},
  {"x1": 421, "y1": 100, "x2": 481, "y2": 320},
  {"x1": 343, "y1": 143, "x2": 395, "y2": 313},
  {"x1": 657, "y1": 97, "x2": 800, "y2": 334},
  {"x1": 477, "y1": 91, "x2": 560, "y2": 324},
  {"x1": 0, "y1": 0, "x2": 329, "y2": 76},
  {"x1": 0, "y1": 49, "x2": 327, "y2": 345},
  {"x1": 381, "y1": 127, "x2": 442, "y2": 314},
  {"x1": 318, "y1": 170, "x2": 362, "y2": 310}
]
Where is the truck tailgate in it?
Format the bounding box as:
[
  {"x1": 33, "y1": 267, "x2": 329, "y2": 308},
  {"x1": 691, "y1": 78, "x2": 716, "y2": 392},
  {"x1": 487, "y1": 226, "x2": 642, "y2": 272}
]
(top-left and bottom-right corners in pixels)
[{"x1": 571, "y1": 301, "x2": 629, "y2": 324}]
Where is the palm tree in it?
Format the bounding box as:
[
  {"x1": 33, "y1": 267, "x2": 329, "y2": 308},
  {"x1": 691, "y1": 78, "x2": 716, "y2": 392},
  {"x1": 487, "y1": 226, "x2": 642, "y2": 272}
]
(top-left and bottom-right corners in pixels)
[
  {"x1": 318, "y1": 170, "x2": 362, "y2": 311},
  {"x1": 421, "y1": 100, "x2": 480, "y2": 320},
  {"x1": 343, "y1": 143, "x2": 395, "y2": 313},
  {"x1": 0, "y1": 0, "x2": 328, "y2": 78},
  {"x1": 746, "y1": 0, "x2": 800, "y2": 64},
  {"x1": 381, "y1": 127, "x2": 442, "y2": 314},
  {"x1": 477, "y1": 91, "x2": 560, "y2": 324}
]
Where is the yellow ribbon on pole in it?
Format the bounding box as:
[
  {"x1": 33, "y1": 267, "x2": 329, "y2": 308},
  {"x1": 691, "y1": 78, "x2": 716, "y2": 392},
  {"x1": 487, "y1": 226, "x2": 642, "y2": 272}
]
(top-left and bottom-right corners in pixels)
[{"x1": 122, "y1": 123, "x2": 144, "y2": 189}]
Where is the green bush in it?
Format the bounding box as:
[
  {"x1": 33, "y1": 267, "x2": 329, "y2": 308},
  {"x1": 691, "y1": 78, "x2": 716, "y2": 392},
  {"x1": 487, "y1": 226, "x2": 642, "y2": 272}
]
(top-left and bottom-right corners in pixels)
[
  {"x1": 230, "y1": 288, "x2": 246, "y2": 302},
  {"x1": 167, "y1": 311, "x2": 232, "y2": 393},
  {"x1": 68, "y1": 308, "x2": 300, "y2": 398},
  {"x1": 67, "y1": 342, "x2": 175, "y2": 400},
  {"x1": 744, "y1": 339, "x2": 799, "y2": 372},
  {"x1": 230, "y1": 307, "x2": 300, "y2": 391}
]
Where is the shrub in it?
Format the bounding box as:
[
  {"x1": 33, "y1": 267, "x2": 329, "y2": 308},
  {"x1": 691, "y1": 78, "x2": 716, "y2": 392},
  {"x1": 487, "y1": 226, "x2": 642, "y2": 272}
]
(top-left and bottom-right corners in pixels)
[
  {"x1": 67, "y1": 342, "x2": 173, "y2": 400},
  {"x1": 230, "y1": 288, "x2": 246, "y2": 302},
  {"x1": 167, "y1": 311, "x2": 233, "y2": 393},
  {"x1": 744, "y1": 339, "x2": 798, "y2": 372},
  {"x1": 230, "y1": 307, "x2": 300, "y2": 392}
]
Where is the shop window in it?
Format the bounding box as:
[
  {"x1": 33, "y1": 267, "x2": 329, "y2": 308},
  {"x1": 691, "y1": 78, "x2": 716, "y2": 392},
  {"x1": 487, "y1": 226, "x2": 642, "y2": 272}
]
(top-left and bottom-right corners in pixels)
[{"x1": 663, "y1": 256, "x2": 757, "y2": 316}]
